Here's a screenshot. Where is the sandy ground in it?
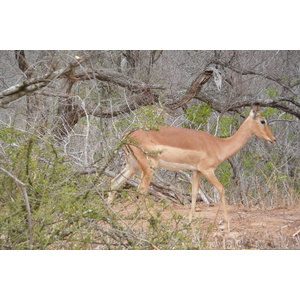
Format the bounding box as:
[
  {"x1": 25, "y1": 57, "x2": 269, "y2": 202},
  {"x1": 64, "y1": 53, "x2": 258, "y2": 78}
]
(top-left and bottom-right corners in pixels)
[
  {"x1": 170, "y1": 202, "x2": 300, "y2": 249},
  {"x1": 110, "y1": 194, "x2": 300, "y2": 249}
]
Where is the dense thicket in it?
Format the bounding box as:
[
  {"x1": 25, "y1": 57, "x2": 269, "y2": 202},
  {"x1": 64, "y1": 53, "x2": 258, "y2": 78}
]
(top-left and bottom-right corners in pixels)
[{"x1": 0, "y1": 50, "x2": 299, "y2": 249}]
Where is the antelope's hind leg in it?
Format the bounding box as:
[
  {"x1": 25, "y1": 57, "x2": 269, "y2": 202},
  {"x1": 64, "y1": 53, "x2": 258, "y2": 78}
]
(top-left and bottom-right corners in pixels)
[
  {"x1": 137, "y1": 156, "x2": 157, "y2": 195},
  {"x1": 107, "y1": 155, "x2": 140, "y2": 203}
]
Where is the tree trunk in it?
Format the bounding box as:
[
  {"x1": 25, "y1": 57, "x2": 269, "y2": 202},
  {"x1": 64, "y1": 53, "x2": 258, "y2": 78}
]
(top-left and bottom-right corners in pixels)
[
  {"x1": 15, "y1": 50, "x2": 40, "y2": 129},
  {"x1": 52, "y1": 78, "x2": 84, "y2": 141}
]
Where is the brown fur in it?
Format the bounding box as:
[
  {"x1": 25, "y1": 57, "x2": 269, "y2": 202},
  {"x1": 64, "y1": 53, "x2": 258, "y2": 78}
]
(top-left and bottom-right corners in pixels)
[{"x1": 108, "y1": 104, "x2": 276, "y2": 231}]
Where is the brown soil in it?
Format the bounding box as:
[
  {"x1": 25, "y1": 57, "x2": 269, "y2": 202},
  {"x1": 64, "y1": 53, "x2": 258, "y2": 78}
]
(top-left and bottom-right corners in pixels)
[
  {"x1": 170, "y1": 202, "x2": 300, "y2": 249},
  {"x1": 111, "y1": 195, "x2": 300, "y2": 249}
]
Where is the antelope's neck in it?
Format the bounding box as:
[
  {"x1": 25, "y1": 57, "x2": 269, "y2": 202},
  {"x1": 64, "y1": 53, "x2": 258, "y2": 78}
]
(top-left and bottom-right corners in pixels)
[{"x1": 219, "y1": 117, "x2": 253, "y2": 161}]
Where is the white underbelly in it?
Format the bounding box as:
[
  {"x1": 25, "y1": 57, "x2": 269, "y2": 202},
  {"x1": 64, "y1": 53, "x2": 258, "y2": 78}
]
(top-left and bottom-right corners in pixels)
[{"x1": 158, "y1": 159, "x2": 197, "y2": 171}]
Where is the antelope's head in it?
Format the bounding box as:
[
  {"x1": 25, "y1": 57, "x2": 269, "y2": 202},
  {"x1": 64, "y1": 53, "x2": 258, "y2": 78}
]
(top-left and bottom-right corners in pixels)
[{"x1": 249, "y1": 103, "x2": 276, "y2": 143}]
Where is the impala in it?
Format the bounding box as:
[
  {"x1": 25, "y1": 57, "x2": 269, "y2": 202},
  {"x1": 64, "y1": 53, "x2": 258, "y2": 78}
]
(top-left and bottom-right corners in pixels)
[{"x1": 108, "y1": 103, "x2": 276, "y2": 228}]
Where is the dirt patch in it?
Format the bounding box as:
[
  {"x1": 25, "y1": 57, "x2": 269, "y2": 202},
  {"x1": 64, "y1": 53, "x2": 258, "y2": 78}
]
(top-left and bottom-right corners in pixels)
[
  {"x1": 170, "y1": 202, "x2": 300, "y2": 249},
  {"x1": 109, "y1": 195, "x2": 300, "y2": 249}
]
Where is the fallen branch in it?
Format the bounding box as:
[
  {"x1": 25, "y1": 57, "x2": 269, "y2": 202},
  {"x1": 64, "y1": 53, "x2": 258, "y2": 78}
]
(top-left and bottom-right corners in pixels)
[
  {"x1": 237, "y1": 211, "x2": 300, "y2": 222},
  {"x1": 77, "y1": 167, "x2": 189, "y2": 204},
  {"x1": 104, "y1": 170, "x2": 188, "y2": 204}
]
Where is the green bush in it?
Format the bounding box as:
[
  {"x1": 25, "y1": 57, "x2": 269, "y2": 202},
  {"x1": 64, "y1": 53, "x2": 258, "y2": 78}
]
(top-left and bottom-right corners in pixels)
[
  {"x1": 0, "y1": 126, "x2": 210, "y2": 250},
  {"x1": 184, "y1": 103, "x2": 212, "y2": 130},
  {"x1": 0, "y1": 127, "x2": 97, "y2": 249}
]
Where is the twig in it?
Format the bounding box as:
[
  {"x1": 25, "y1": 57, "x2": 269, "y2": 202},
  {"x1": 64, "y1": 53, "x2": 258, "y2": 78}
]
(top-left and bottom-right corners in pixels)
[
  {"x1": 293, "y1": 228, "x2": 300, "y2": 237},
  {"x1": 0, "y1": 55, "x2": 90, "y2": 107},
  {"x1": 0, "y1": 167, "x2": 34, "y2": 248},
  {"x1": 237, "y1": 211, "x2": 300, "y2": 222},
  {"x1": 104, "y1": 170, "x2": 186, "y2": 204}
]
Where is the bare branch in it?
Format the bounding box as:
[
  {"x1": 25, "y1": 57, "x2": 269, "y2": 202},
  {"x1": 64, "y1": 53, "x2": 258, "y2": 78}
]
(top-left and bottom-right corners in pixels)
[
  {"x1": 0, "y1": 167, "x2": 34, "y2": 248},
  {"x1": 167, "y1": 69, "x2": 213, "y2": 110},
  {"x1": 0, "y1": 55, "x2": 90, "y2": 108},
  {"x1": 102, "y1": 170, "x2": 189, "y2": 204},
  {"x1": 167, "y1": 64, "x2": 221, "y2": 110},
  {"x1": 76, "y1": 68, "x2": 165, "y2": 91},
  {"x1": 195, "y1": 94, "x2": 300, "y2": 119},
  {"x1": 213, "y1": 59, "x2": 297, "y2": 96}
]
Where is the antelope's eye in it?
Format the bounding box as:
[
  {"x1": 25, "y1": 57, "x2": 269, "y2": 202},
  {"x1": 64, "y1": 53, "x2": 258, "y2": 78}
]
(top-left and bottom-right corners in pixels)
[{"x1": 260, "y1": 120, "x2": 266, "y2": 125}]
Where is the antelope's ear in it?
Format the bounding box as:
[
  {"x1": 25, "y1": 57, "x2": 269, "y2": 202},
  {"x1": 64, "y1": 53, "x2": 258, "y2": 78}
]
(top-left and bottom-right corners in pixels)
[{"x1": 250, "y1": 103, "x2": 260, "y2": 119}]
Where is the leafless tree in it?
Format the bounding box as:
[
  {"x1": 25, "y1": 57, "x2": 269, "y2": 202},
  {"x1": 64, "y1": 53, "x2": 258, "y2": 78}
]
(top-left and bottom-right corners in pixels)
[{"x1": 0, "y1": 50, "x2": 299, "y2": 207}]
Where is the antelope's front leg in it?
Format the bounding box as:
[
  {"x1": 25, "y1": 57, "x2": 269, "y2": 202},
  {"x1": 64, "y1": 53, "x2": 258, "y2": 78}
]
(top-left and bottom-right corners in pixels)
[{"x1": 189, "y1": 171, "x2": 201, "y2": 222}]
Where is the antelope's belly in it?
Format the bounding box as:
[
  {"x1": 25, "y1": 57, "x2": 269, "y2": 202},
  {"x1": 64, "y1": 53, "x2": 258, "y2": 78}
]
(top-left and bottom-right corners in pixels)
[
  {"x1": 147, "y1": 146, "x2": 205, "y2": 171},
  {"x1": 157, "y1": 159, "x2": 198, "y2": 171}
]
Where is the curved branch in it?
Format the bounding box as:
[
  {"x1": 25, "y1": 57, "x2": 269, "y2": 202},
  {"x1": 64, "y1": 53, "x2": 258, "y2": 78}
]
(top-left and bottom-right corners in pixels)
[
  {"x1": 0, "y1": 55, "x2": 90, "y2": 108},
  {"x1": 196, "y1": 94, "x2": 300, "y2": 119},
  {"x1": 76, "y1": 68, "x2": 165, "y2": 92},
  {"x1": 166, "y1": 64, "x2": 222, "y2": 110},
  {"x1": 167, "y1": 70, "x2": 213, "y2": 110},
  {"x1": 213, "y1": 59, "x2": 297, "y2": 96},
  {"x1": 0, "y1": 167, "x2": 34, "y2": 247}
]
